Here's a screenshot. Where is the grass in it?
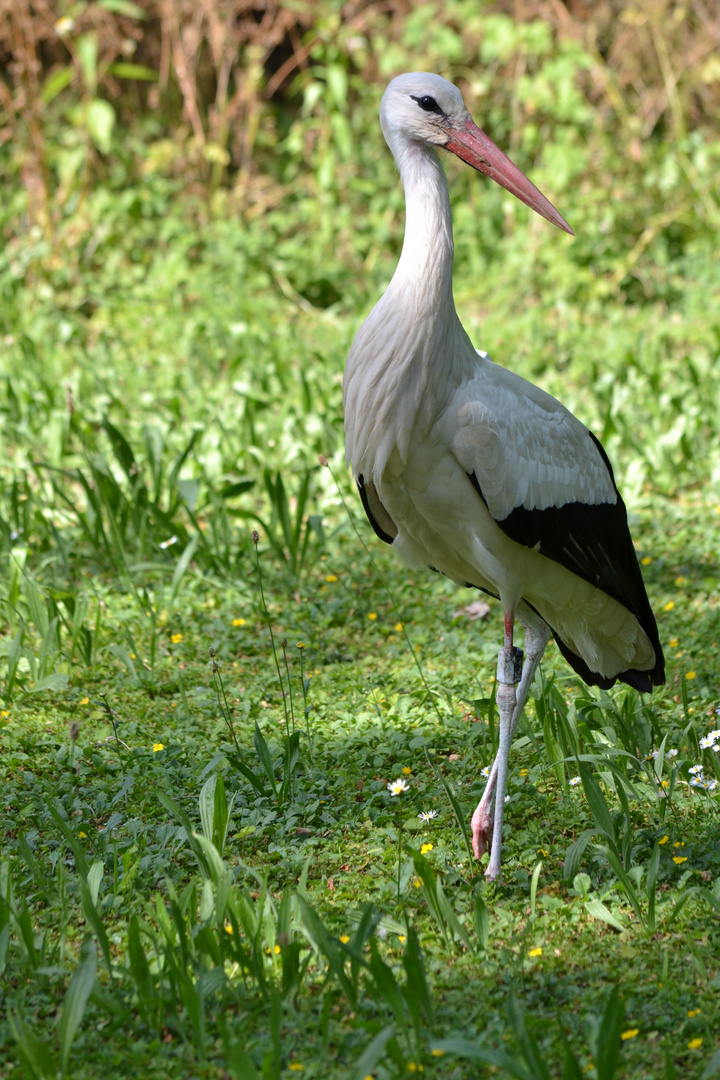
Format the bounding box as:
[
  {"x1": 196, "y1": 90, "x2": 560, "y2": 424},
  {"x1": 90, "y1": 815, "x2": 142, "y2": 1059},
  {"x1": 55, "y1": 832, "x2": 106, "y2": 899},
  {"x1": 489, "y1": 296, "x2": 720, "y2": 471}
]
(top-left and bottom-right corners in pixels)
[
  {"x1": 2, "y1": 424, "x2": 720, "y2": 1078},
  {"x1": 2, "y1": 8, "x2": 720, "y2": 1076}
]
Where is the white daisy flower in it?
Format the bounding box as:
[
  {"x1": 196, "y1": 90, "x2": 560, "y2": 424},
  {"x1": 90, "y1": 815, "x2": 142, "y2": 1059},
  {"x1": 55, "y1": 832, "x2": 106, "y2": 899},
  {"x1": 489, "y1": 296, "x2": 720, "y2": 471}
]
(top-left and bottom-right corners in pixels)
[
  {"x1": 417, "y1": 810, "x2": 438, "y2": 822},
  {"x1": 569, "y1": 776, "x2": 582, "y2": 786},
  {"x1": 387, "y1": 778, "x2": 409, "y2": 796}
]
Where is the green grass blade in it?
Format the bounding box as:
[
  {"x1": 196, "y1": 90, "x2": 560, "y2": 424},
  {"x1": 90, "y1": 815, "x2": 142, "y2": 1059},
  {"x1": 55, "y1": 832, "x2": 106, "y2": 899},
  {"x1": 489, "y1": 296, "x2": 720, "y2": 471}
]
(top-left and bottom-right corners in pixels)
[
  {"x1": 594, "y1": 986, "x2": 624, "y2": 1080},
  {"x1": 701, "y1": 1046, "x2": 720, "y2": 1079},
  {"x1": 59, "y1": 938, "x2": 97, "y2": 1076},
  {"x1": 253, "y1": 722, "x2": 278, "y2": 796},
  {"x1": 605, "y1": 849, "x2": 643, "y2": 923},
  {"x1": 168, "y1": 533, "x2": 199, "y2": 611},
  {"x1": 352, "y1": 1024, "x2": 396, "y2": 1080},
  {"x1": 7, "y1": 1012, "x2": 56, "y2": 1080},
  {"x1": 473, "y1": 891, "x2": 489, "y2": 950},
  {"x1": 578, "y1": 763, "x2": 619, "y2": 854},
  {"x1": 646, "y1": 840, "x2": 661, "y2": 933},
  {"x1": 530, "y1": 860, "x2": 542, "y2": 920}
]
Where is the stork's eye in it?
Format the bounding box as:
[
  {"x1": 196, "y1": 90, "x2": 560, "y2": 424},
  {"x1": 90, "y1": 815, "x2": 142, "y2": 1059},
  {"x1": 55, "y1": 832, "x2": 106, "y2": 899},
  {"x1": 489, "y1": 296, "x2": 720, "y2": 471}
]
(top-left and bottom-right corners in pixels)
[{"x1": 411, "y1": 94, "x2": 442, "y2": 114}]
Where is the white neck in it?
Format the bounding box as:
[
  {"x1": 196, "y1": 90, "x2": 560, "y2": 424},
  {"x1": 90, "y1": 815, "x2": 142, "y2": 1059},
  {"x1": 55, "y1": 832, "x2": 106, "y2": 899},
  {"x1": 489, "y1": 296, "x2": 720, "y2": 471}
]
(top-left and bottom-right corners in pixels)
[{"x1": 386, "y1": 136, "x2": 455, "y2": 313}]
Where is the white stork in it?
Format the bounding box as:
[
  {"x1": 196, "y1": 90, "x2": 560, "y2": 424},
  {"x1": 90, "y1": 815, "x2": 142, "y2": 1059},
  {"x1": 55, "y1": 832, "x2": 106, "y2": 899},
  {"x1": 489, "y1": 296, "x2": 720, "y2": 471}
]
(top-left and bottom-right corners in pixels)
[{"x1": 343, "y1": 73, "x2": 664, "y2": 881}]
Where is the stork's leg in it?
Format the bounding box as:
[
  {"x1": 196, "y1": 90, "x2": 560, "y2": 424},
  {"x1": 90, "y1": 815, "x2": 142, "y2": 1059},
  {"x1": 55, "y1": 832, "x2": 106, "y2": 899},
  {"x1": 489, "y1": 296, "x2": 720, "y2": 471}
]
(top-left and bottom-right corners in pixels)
[
  {"x1": 471, "y1": 610, "x2": 551, "y2": 876},
  {"x1": 483, "y1": 614, "x2": 523, "y2": 880}
]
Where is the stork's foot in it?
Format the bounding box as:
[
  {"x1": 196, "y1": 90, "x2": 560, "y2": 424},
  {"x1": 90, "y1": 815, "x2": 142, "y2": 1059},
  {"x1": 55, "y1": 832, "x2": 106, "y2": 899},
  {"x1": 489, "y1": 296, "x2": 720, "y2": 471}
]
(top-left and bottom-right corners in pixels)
[{"x1": 470, "y1": 802, "x2": 493, "y2": 860}]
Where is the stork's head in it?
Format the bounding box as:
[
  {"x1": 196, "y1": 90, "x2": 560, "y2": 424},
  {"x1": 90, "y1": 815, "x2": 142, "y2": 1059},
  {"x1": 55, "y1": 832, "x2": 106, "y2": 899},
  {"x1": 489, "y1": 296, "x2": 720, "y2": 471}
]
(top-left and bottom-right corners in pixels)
[{"x1": 380, "y1": 72, "x2": 573, "y2": 235}]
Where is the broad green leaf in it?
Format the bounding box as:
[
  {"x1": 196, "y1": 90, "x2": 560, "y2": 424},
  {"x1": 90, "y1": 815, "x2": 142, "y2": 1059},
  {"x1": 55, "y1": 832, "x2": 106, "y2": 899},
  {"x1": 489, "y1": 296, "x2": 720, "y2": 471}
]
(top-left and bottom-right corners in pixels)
[
  {"x1": 585, "y1": 898, "x2": 626, "y2": 933},
  {"x1": 107, "y1": 62, "x2": 158, "y2": 80},
  {"x1": 41, "y1": 65, "x2": 73, "y2": 103},
  {"x1": 22, "y1": 673, "x2": 69, "y2": 695},
  {"x1": 77, "y1": 34, "x2": 98, "y2": 93},
  {"x1": 87, "y1": 98, "x2": 115, "y2": 153},
  {"x1": 87, "y1": 860, "x2": 104, "y2": 907},
  {"x1": 98, "y1": 0, "x2": 147, "y2": 16}
]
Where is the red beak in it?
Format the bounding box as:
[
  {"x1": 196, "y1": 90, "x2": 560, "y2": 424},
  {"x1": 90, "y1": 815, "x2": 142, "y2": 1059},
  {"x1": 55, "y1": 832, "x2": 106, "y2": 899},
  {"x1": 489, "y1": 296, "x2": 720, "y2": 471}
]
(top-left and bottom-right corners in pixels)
[{"x1": 444, "y1": 119, "x2": 574, "y2": 235}]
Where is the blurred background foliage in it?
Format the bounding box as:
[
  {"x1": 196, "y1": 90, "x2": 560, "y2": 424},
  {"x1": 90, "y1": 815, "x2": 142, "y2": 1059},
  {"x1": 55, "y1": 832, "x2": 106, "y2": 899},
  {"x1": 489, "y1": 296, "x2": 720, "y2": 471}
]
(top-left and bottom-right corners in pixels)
[{"x1": 1, "y1": 0, "x2": 719, "y2": 579}]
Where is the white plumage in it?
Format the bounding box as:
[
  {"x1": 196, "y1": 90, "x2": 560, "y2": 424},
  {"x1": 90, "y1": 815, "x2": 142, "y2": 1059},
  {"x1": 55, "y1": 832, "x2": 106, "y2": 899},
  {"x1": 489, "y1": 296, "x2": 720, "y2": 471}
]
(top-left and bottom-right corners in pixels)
[{"x1": 344, "y1": 73, "x2": 664, "y2": 879}]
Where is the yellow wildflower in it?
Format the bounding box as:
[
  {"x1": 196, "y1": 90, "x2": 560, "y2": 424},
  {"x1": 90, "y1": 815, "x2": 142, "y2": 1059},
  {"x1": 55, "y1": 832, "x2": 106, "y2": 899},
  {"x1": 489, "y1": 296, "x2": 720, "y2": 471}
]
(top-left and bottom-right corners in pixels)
[
  {"x1": 621, "y1": 1029, "x2": 639, "y2": 1041},
  {"x1": 403, "y1": 766, "x2": 412, "y2": 775},
  {"x1": 686, "y1": 671, "x2": 696, "y2": 680},
  {"x1": 325, "y1": 574, "x2": 338, "y2": 582},
  {"x1": 669, "y1": 638, "x2": 679, "y2": 648},
  {"x1": 658, "y1": 835, "x2": 669, "y2": 845},
  {"x1": 688, "y1": 1038, "x2": 703, "y2": 1049},
  {"x1": 153, "y1": 743, "x2": 165, "y2": 752},
  {"x1": 339, "y1": 935, "x2": 350, "y2": 944},
  {"x1": 420, "y1": 843, "x2": 434, "y2": 855},
  {"x1": 232, "y1": 618, "x2": 246, "y2": 626},
  {"x1": 367, "y1": 612, "x2": 377, "y2": 621},
  {"x1": 663, "y1": 601, "x2": 674, "y2": 612},
  {"x1": 79, "y1": 697, "x2": 89, "y2": 705},
  {"x1": 528, "y1": 947, "x2": 542, "y2": 957},
  {"x1": 672, "y1": 856, "x2": 687, "y2": 864},
  {"x1": 170, "y1": 633, "x2": 183, "y2": 644},
  {"x1": 641, "y1": 556, "x2": 652, "y2": 566}
]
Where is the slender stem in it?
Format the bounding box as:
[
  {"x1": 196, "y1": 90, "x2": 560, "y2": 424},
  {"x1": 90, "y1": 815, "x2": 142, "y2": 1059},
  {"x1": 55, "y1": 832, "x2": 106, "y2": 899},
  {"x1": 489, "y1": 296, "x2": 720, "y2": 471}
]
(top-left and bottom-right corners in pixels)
[
  {"x1": 253, "y1": 538, "x2": 291, "y2": 739},
  {"x1": 396, "y1": 799, "x2": 403, "y2": 904},
  {"x1": 211, "y1": 662, "x2": 241, "y2": 756},
  {"x1": 297, "y1": 645, "x2": 313, "y2": 763},
  {"x1": 282, "y1": 645, "x2": 296, "y2": 734}
]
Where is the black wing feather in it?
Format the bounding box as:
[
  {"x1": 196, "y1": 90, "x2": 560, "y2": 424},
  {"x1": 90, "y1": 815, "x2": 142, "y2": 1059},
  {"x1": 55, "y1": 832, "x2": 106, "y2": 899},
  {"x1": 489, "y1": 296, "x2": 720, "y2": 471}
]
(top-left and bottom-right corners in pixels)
[
  {"x1": 469, "y1": 432, "x2": 664, "y2": 690},
  {"x1": 357, "y1": 474, "x2": 397, "y2": 545}
]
